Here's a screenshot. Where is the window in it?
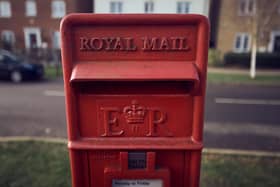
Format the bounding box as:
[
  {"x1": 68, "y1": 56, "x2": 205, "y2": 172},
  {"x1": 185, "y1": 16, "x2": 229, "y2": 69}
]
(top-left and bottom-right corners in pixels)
[
  {"x1": 52, "y1": 31, "x2": 60, "y2": 49},
  {"x1": 24, "y1": 27, "x2": 42, "y2": 48},
  {"x1": 1, "y1": 30, "x2": 15, "y2": 45},
  {"x1": 239, "y1": 0, "x2": 255, "y2": 15},
  {"x1": 0, "y1": 1, "x2": 11, "y2": 17},
  {"x1": 177, "y1": 2, "x2": 190, "y2": 14},
  {"x1": 51, "y1": 0, "x2": 65, "y2": 18},
  {"x1": 144, "y1": 1, "x2": 154, "y2": 13},
  {"x1": 234, "y1": 33, "x2": 251, "y2": 52},
  {"x1": 268, "y1": 31, "x2": 280, "y2": 53},
  {"x1": 26, "y1": 0, "x2": 37, "y2": 17},
  {"x1": 110, "y1": 1, "x2": 122, "y2": 13}
]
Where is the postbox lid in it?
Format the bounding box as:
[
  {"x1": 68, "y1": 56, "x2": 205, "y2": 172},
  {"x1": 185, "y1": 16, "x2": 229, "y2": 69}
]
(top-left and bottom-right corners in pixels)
[{"x1": 70, "y1": 61, "x2": 199, "y2": 84}]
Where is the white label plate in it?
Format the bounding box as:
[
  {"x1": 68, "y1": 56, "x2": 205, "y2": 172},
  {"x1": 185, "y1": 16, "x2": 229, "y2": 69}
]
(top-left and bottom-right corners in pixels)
[{"x1": 112, "y1": 179, "x2": 163, "y2": 187}]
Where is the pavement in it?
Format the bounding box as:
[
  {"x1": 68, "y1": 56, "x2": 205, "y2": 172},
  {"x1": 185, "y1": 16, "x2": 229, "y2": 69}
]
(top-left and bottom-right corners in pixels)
[
  {"x1": 0, "y1": 76, "x2": 280, "y2": 152},
  {"x1": 208, "y1": 67, "x2": 280, "y2": 75}
]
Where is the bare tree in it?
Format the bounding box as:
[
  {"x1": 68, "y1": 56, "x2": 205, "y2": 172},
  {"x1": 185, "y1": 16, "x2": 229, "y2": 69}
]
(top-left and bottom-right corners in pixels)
[{"x1": 250, "y1": 0, "x2": 279, "y2": 79}]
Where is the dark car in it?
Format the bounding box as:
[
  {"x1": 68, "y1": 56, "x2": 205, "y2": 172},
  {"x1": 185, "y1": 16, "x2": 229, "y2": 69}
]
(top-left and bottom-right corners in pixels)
[{"x1": 0, "y1": 50, "x2": 44, "y2": 83}]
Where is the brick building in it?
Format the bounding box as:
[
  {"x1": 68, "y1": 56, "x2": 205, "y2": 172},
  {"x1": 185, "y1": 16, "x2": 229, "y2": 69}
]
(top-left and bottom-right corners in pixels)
[
  {"x1": 212, "y1": 0, "x2": 280, "y2": 55},
  {"x1": 0, "y1": 0, "x2": 93, "y2": 51}
]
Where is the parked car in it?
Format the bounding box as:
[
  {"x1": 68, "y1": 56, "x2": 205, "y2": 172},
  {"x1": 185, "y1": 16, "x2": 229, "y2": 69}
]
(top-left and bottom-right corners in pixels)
[{"x1": 0, "y1": 50, "x2": 44, "y2": 83}]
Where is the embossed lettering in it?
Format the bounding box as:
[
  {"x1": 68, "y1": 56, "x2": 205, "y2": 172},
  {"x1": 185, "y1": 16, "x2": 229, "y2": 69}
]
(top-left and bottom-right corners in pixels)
[
  {"x1": 178, "y1": 37, "x2": 190, "y2": 50},
  {"x1": 146, "y1": 109, "x2": 173, "y2": 137},
  {"x1": 80, "y1": 37, "x2": 90, "y2": 50},
  {"x1": 125, "y1": 37, "x2": 137, "y2": 51},
  {"x1": 159, "y1": 37, "x2": 170, "y2": 50},
  {"x1": 170, "y1": 37, "x2": 180, "y2": 50},
  {"x1": 142, "y1": 37, "x2": 159, "y2": 51},
  {"x1": 80, "y1": 36, "x2": 190, "y2": 52},
  {"x1": 90, "y1": 38, "x2": 103, "y2": 50},
  {"x1": 113, "y1": 37, "x2": 124, "y2": 50},
  {"x1": 101, "y1": 107, "x2": 124, "y2": 137},
  {"x1": 103, "y1": 37, "x2": 115, "y2": 51},
  {"x1": 99, "y1": 101, "x2": 173, "y2": 137},
  {"x1": 142, "y1": 37, "x2": 189, "y2": 51},
  {"x1": 92, "y1": 151, "x2": 118, "y2": 160},
  {"x1": 132, "y1": 125, "x2": 140, "y2": 134}
]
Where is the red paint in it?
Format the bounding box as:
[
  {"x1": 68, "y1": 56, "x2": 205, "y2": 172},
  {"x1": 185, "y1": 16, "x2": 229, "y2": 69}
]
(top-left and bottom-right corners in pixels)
[{"x1": 61, "y1": 14, "x2": 209, "y2": 187}]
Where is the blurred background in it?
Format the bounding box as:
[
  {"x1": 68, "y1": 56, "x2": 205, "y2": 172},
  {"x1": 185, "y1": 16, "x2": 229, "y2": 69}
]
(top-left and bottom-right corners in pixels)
[{"x1": 0, "y1": 0, "x2": 280, "y2": 187}]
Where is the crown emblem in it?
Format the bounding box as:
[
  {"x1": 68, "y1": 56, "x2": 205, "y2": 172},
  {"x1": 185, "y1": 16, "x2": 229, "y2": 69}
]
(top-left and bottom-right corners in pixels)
[{"x1": 123, "y1": 100, "x2": 146, "y2": 124}]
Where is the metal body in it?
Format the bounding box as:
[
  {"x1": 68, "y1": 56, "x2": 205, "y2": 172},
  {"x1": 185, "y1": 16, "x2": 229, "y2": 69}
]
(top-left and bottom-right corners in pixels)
[{"x1": 61, "y1": 14, "x2": 209, "y2": 187}]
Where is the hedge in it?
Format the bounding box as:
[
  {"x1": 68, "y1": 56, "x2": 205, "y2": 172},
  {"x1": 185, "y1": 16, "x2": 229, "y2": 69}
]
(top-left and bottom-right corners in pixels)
[{"x1": 224, "y1": 52, "x2": 280, "y2": 69}]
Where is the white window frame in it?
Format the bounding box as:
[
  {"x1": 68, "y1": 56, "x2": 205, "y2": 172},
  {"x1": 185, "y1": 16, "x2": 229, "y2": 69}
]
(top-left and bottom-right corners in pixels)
[
  {"x1": 177, "y1": 1, "x2": 191, "y2": 14},
  {"x1": 1, "y1": 30, "x2": 15, "y2": 45},
  {"x1": 233, "y1": 33, "x2": 251, "y2": 53},
  {"x1": 52, "y1": 31, "x2": 61, "y2": 49},
  {"x1": 238, "y1": 0, "x2": 256, "y2": 16},
  {"x1": 110, "y1": 1, "x2": 122, "y2": 13},
  {"x1": 144, "y1": 1, "x2": 154, "y2": 13},
  {"x1": 25, "y1": 0, "x2": 37, "y2": 17},
  {"x1": 268, "y1": 31, "x2": 280, "y2": 52},
  {"x1": 0, "y1": 1, "x2": 11, "y2": 18},
  {"x1": 24, "y1": 27, "x2": 42, "y2": 49},
  {"x1": 51, "y1": 0, "x2": 66, "y2": 18}
]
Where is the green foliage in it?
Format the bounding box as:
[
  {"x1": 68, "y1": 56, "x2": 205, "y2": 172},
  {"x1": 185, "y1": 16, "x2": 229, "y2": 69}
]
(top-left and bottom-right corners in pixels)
[
  {"x1": 44, "y1": 65, "x2": 63, "y2": 79},
  {"x1": 224, "y1": 52, "x2": 280, "y2": 68},
  {"x1": 208, "y1": 49, "x2": 223, "y2": 67}
]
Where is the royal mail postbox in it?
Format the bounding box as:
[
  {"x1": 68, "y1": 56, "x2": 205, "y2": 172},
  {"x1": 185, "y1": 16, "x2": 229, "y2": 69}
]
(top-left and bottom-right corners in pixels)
[{"x1": 61, "y1": 14, "x2": 209, "y2": 187}]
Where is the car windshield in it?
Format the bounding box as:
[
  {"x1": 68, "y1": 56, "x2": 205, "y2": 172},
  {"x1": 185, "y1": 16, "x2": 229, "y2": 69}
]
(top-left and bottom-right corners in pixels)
[{"x1": 2, "y1": 53, "x2": 21, "y2": 64}]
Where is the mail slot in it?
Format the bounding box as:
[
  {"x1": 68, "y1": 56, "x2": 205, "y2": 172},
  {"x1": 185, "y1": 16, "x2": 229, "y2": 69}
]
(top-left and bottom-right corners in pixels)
[{"x1": 61, "y1": 14, "x2": 209, "y2": 187}]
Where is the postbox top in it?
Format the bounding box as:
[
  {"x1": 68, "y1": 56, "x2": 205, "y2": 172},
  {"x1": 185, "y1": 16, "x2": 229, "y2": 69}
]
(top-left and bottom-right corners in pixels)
[{"x1": 61, "y1": 14, "x2": 209, "y2": 89}]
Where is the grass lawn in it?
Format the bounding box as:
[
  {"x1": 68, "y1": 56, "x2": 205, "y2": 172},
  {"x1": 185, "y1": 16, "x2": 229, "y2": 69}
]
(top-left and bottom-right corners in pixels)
[
  {"x1": 0, "y1": 141, "x2": 71, "y2": 187},
  {"x1": 201, "y1": 153, "x2": 280, "y2": 187},
  {"x1": 207, "y1": 72, "x2": 280, "y2": 85},
  {"x1": 44, "y1": 65, "x2": 63, "y2": 79},
  {"x1": 0, "y1": 140, "x2": 279, "y2": 187}
]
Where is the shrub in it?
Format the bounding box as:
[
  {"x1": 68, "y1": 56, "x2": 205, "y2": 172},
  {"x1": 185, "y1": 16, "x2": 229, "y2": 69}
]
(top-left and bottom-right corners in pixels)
[
  {"x1": 224, "y1": 52, "x2": 280, "y2": 69},
  {"x1": 208, "y1": 49, "x2": 223, "y2": 67}
]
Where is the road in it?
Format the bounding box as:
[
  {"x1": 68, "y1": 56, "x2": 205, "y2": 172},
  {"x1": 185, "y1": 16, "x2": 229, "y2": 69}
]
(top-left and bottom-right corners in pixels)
[
  {"x1": 205, "y1": 83, "x2": 280, "y2": 151},
  {"x1": 0, "y1": 79, "x2": 279, "y2": 151}
]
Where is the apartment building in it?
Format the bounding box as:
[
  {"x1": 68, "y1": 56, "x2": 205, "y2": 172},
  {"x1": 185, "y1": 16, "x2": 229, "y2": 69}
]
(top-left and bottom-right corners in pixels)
[
  {"x1": 0, "y1": 0, "x2": 93, "y2": 50},
  {"x1": 213, "y1": 0, "x2": 280, "y2": 55},
  {"x1": 94, "y1": 0, "x2": 209, "y2": 16}
]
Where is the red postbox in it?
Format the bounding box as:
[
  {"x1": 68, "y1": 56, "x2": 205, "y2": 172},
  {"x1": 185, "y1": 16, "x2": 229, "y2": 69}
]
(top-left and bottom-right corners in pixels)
[{"x1": 61, "y1": 14, "x2": 209, "y2": 187}]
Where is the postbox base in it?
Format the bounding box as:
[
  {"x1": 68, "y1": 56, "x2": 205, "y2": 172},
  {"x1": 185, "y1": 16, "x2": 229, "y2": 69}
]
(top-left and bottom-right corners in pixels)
[{"x1": 69, "y1": 149, "x2": 202, "y2": 187}]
